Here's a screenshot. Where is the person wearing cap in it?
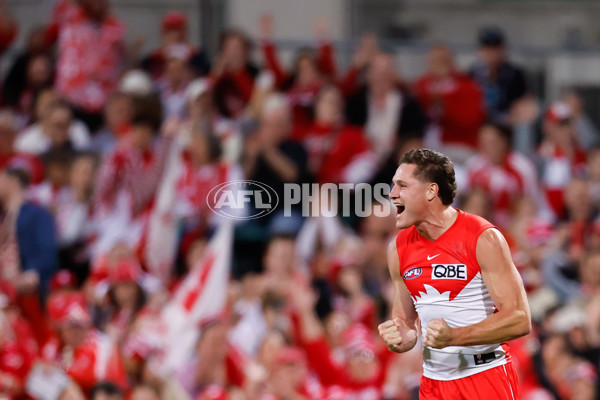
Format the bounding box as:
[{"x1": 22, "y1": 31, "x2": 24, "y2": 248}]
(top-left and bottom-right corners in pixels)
[
  {"x1": 469, "y1": 26, "x2": 528, "y2": 125},
  {"x1": 42, "y1": 291, "x2": 129, "y2": 393},
  {"x1": 141, "y1": 11, "x2": 211, "y2": 80},
  {"x1": 538, "y1": 101, "x2": 587, "y2": 218}
]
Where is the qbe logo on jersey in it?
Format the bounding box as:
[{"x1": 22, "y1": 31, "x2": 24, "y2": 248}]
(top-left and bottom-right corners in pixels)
[{"x1": 431, "y1": 264, "x2": 467, "y2": 280}]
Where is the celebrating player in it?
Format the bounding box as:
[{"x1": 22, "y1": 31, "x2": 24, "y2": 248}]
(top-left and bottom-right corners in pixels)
[{"x1": 378, "y1": 148, "x2": 531, "y2": 399}]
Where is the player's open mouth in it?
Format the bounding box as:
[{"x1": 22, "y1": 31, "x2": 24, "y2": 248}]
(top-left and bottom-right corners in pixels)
[{"x1": 395, "y1": 204, "x2": 405, "y2": 214}]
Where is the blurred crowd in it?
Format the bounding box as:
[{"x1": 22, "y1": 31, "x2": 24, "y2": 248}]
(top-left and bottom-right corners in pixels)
[{"x1": 0, "y1": 0, "x2": 599, "y2": 399}]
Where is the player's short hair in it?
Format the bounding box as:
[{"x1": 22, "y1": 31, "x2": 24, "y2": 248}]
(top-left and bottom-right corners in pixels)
[{"x1": 399, "y1": 148, "x2": 457, "y2": 205}]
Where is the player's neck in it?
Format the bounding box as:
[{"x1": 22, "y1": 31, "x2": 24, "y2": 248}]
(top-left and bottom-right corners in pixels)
[{"x1": 415, "y1": 206, "x2": 458, "y2": 241}]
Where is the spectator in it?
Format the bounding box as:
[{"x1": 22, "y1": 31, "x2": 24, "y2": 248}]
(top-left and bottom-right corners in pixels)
[
  {"x1": 185, "y1": 78, "x2": 241, "y2": 163},
  {"x1": 0, "y1": 281, "x2": 36, "y2": 399},
  {"x1": 294, "y1": 85, "x2": 374, "y2": 184},
  {"x1": 243, "y1": 94, "x2": 308, "y2": 221},
  {"x1": 562, "y1": 88, "x2": 600, "y2": 149},
  {"x1": 52, "y1": 152, "x2": 98, "y2": 281},
  {"x1": 92, "y1": 96, "x2": 170, "y2": 258},
  {"x1": 175, "y1": 317, "x2": 246, "y2": 398},
  {"x1": 157, "y1": 44, "x2": 193, "y2": 119},
  {"x1": 347, "y1": 53, "x2": 426, "y2": 164},
  {"x1": 466, "y1": 123, "x2": 540, "y2": 227},
  {"x1": 174, "y1": 120, "x2": 240, "y2": 230},
  {"x1": 43, "y1": 292, "x2": 128, "y2": 392},
  {"x1": 258, "y1": 13, "x2": 335, "y2": 127},
  {"x1": 0, "y1": 110, "x2": 45, "y2": 184},
  {"x1": 470, "y1": 26, "x2": 528, "y2": 124},
  {"x1": 2, "y1": 25, "x2": 51, "y2": 111},
  {"x1": 141, "y1": 11, "x2": 211, "y2": 79},
  {"x1": 288, "y1": 283, "x2": 394, "y2": 399},
  {"x1": 538, "y1": 101, "x2": 587, "y2": 218},
  {"x1": 212, "y1": 29, "x2": 259, "y2": 119},
  {"x1": 55, "y1": 0, "x2": 125, "y2": 131},
  {"x1": 15, "y1": 97, "x2": 91, "y2": 155},
  {"x1": 91, "y1": 92, "x2": 135, "y2": 156},
  {"x1": 0, "y1": 167, "x2": 58, "y2": 298},
  {"x1": 542, "y1": 177, "x2": 596, "y2": 303},
  {"x1": 415, "y1": 44, "x2": 485, "y2": 160},
  {"x1": 29, "y1": 148, "x2": 74, "y2": 210},
  {"x1": 100, "y1": 258, "x2": 146, "y2": 346}
]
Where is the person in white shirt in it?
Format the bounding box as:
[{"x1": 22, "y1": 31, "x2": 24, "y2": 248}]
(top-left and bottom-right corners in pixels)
[{"x1": 15, "y1": 101, "x2": 91, "y2": 155}]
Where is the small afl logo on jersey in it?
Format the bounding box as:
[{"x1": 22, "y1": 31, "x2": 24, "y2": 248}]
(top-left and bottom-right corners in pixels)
[{"x1": 403, "y1": 267, "x2": 422, "y2": 280}]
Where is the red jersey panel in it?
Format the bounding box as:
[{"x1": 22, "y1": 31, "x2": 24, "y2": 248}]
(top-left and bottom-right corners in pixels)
[{"x1": 395, "y1": 210, "x2": 510, "y2": 380}]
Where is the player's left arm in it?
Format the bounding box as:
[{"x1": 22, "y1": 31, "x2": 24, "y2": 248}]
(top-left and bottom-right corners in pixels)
[{"x1": 425, "y1": 228, "x2": 531, "y2": 348}]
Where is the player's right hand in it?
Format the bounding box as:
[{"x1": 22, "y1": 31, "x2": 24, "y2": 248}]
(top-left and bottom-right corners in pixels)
[
  {"x1": 378, "y1": 318, "x2": 417, "y2": 353},
  {"x1": 378, "y1": 318, "x2": 404, "y2": 353}
]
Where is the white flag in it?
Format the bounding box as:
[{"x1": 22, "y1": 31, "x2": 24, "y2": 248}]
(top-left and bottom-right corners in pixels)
[
  {"x1": 158, "y1": 220, "x2": 234, "y2": 374},
  {"x1": 144, "y1": 138, "x2": 185, "y2": 283}
]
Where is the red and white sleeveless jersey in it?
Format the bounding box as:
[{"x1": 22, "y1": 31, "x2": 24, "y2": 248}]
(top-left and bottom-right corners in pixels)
[{"x1": 395, "y1": 210, "x2": 509, "y2": 380}]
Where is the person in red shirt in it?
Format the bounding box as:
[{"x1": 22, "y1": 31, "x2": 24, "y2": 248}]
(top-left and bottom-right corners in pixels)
[
  {"x1": 42, "y1": 291, "x2": 128, "y2": 393},
  {"x1": 466, "y1": 123, "x2": 540, "y2": 228},
  {"x1": 258, "y1": 13, "x2": 335, "y2": 127},
  {"x1": 414, "y1": 45, "x2": 485, "y2": 159},
  {"x1": 538, "y1": 101, "x2": 587, "y2": 219},
  {"x1": 92, "y1": 96, "x2": 171, "y2": 259},
  {"x1": 55, "y1": 0, "x2": 125, "y2": 132},
  {"x1": 288, "y1": 282, "x2": 394, "y2": 400},
  {"x1": 293, "y1": 85, "x2": 374, "y2": 184},
  {"x1": 211, "y1": 30, "x2": 259, "y2": 119},
  {"x1": 0, "y1": 280, "x2": 36, "y2": 400},
  {"x1": 379, "y1": 148, "x2": 530, "y2": 399}
]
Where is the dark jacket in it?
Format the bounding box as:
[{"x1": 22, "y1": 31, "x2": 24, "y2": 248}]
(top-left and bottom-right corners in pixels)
[
  {"x1": 16, "y1": 202, "x2": 58, "y2": 297},
  {"x1": 344, "y1": 87, "x2": 428, "y2": 141},
  {"x1": 469, "y1": 61, "x2": 527, "y2": 123}
]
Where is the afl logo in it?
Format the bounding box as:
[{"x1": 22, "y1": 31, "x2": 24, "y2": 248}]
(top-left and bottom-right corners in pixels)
[{"x1": 403, "y1": 267, "x2": 422, "y2": 280}]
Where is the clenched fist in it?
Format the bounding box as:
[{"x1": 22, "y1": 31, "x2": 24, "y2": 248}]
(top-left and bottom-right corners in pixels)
[
  {"x1": 378, "y1": 318, "x2": 418, "y2": 353},
  {"x1": 425, "y1": 318, "x2": 453, "y2": 349}
]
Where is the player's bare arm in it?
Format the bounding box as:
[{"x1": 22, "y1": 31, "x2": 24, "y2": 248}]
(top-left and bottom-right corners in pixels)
[
  {"x1": 425, "y1": 228, "x2": 531, "y2": 348},
  {"x1": 378, "y1": 239, "x2": 419, "y2": 353}
]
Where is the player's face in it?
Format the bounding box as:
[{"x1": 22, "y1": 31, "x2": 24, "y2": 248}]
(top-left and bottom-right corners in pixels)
[{"x1": 390, "y1": 163, "x2": 431, "y2": 229}]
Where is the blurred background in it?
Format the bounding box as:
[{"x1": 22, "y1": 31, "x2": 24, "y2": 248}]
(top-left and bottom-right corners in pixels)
[{"x1": 0, "y1": 0, "x2": 599, "y2": 399}]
